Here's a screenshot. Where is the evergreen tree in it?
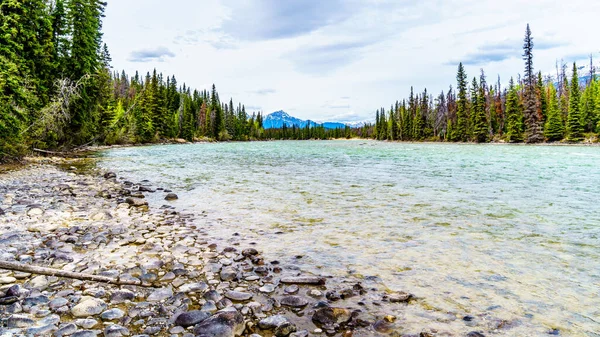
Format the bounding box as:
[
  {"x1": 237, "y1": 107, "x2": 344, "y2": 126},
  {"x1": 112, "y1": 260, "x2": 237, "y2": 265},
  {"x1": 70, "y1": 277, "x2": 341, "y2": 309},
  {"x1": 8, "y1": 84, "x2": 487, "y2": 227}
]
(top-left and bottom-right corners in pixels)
[
  {"x1": 455, "y1": 63, "x2": 469, "y2": 141},
  {"x1": 544, "y1": 83, "x2": 564, "y2": 141},
  {"x1": 567, "y1": 63, "x2": 584, "y2": 141},
  {"x1": 472, "y1": 75, "x2": 488, "y2": 142},
  {"x1": 522, "y1": 24, "x2": 543, "y2": 143},
  {"x1": 506, "y1": 78, "x2": 523, "y2": 142}
]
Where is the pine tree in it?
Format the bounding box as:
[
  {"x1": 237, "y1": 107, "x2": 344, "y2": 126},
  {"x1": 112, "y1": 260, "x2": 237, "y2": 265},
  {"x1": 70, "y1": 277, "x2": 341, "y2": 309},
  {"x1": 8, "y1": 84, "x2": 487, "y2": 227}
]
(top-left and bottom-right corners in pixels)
[
  {"x1": 455, "y1": 63, "x2": 469, "y2": 141},
  {"x1": 544, "y1": 83, "x2": 564, "y2": 141},
  {"x1": 522, "y1": 24, "x2": 543, "y2": 143},
  {"x1": 506, "y1": 78, "x2": 523, "y2": 142},
  {"x1": 567, "y1": 63, "x2": 584, "y2": 141},
  {"x1": 472, "y1": 75, "x2": 488, "y2": 142}
]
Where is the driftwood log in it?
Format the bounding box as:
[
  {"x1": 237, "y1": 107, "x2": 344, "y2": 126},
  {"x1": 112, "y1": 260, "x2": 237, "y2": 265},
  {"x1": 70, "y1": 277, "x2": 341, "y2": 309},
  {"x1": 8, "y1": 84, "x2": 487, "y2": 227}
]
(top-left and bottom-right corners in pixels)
[{"x1": 0, "y1": 260, "x2": 156, "y2": 287}]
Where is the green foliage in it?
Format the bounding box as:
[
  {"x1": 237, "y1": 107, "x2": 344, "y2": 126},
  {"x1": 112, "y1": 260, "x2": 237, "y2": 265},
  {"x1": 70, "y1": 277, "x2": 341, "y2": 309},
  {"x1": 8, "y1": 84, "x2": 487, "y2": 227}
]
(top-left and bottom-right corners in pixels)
[
  {"x1": 567, "y1": 63, "x2": 584, "y2": 141},
  {"x1": 544, "y1": 83, "x2": 564, "y2": 141},
  {"x1": 505, "y1": 78, "x2": 524, "y2": 142},
  {"x1": 455, "y1": 63, "x2": 469, "y2": 141}
]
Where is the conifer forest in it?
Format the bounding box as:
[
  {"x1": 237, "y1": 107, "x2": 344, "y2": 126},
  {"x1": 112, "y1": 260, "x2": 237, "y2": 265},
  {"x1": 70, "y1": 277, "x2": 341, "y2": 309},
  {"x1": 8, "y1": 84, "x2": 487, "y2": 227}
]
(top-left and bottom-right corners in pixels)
[{"x1": 1, "y1": 1, "x2": 599, "y2": 162}]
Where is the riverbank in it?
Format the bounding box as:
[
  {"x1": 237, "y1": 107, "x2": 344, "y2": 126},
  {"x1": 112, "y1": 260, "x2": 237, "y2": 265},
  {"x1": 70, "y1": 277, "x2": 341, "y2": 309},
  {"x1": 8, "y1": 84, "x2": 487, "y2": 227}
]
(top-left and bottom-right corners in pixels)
[{"x1": 0, "y1": 158, "x2": 433, "y2": 337}]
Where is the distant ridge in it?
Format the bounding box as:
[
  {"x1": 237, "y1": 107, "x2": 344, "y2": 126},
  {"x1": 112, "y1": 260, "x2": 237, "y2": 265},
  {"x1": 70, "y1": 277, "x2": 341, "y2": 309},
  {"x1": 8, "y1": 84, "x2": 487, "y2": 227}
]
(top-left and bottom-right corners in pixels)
[{"x1": 263, "y1": 110, "x2": 368, "y2": 129}]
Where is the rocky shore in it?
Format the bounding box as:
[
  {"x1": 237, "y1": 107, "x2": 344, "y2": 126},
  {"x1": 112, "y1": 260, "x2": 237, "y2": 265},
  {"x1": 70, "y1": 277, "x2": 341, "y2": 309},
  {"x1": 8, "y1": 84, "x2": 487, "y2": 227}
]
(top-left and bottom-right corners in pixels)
[{"x1": 0, "y1": 158, "x2": 486, "y2": 337}]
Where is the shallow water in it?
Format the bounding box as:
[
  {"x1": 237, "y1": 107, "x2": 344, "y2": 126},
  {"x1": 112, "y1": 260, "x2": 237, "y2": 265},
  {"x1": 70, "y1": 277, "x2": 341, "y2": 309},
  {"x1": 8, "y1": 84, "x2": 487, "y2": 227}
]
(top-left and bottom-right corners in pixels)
[{"x1": 98, "y1": 141, "x2": 600, "y2": 336}]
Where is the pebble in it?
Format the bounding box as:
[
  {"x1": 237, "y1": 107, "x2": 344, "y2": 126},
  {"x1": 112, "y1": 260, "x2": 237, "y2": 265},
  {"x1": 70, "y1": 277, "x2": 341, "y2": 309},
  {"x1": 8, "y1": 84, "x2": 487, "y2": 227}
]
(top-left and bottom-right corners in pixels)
[
  {"x1": 175, "y1": 310, "x2": 211, "y2": 327},
  {"x1": 71, "y1": 298, "x2": 107, "y2": 317},
  {"x1": 101, "y1": 308, "x2": 125, "y2": 320},
  {"x1": 0, "y1": 276, "x2": 17, "y2": 284},
  {"x1": 280, "y1": 276, "x2": 325, "y2": 285},
  {"x1": 279, "y1": 296, "x2": 309, "y2": 308},
  {"x1": 147, "y1": 287, "x2": 173, "y2": 302},
  {"x1": 225, "y1": 290, "x2": 253, "y2": 301},
  {"x1": 259, "y1": 284, "x2": 276, "y2": 294},
  {"x1": 192, "y1": 309, "x2": 245, "y2": 337},
  {"x1": 165, "y1": 193, "x2": 178, "y2": 201}
]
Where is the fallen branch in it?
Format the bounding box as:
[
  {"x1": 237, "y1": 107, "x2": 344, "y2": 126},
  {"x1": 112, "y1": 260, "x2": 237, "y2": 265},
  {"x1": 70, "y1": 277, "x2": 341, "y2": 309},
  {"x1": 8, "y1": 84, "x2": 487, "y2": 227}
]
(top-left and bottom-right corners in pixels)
[
  {"x1": 0, "y1": 260, "x2": 155, "y2": 287},
  {"x1": 32, "y1": 148, "x2": 72, "y2": 157}
]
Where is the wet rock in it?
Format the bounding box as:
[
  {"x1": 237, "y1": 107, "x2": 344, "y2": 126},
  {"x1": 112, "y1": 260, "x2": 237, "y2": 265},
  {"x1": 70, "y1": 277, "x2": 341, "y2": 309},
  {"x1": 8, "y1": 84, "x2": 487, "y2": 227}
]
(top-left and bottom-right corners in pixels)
[
  {"x1": 138, "y1": 186, "x2": 155, "y2": 192},
  {"x1": 71, "y1": 298, "x2": 107, "y2": 317},
  {"x1": 388, "y1": 291, "x2": 412, "y2": 303},
  {"x1": 275, "y1": 322, "x2": 297, "y2": 337},
  {"x1": 165, "y1": 193, "x2": 178, "y2": 201},
  {"x1": 125, "y1": 197, "x2": 148, "y2": 207},
  {"x1": 175, "y1": 310, "x2": 211, "y2": 327},
  {"x1": 373, "y1": 320, "x2": 394, "y2": 333},
  {"x1": 225, "y1": 291, "x2": 252, "y2": 301},
  {"x1": 258, "y1": 315, "x2": 289, "y2": 329},
  {"x1": 280, "y1": 296, "x2": 309, "y2": 308},
  {"x1": 101, "y1": 308, "x2": 125, "y2": 320},
  {"x1": 280, "y1": 276, "x2": 325, "y2": 285},
  {"x1": 192, "y1": 309, "x2": 245, "y2": 337},
  {"x1": 7, "y1": 314, "x2": 35, "y2": 328},
  {"x1": 242, "y1": 248, "x2": 259, "y2": 257},
  {"x1": 312, "y1": 307, "x2": 353, "y2": 327},
  {"x1": 104, "y1": 172, "x2": 117, "y2": 179},
  {"x1": 147, "y1": 287, "x2": 173, "y2": 302}
]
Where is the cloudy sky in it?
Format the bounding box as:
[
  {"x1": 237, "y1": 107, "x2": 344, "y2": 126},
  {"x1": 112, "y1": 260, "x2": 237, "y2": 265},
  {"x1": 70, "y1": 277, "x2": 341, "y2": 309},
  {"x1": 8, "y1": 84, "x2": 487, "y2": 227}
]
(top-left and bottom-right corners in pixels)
[{"x1": 103, "y1": 0, "x2": 598, "y2": 122}]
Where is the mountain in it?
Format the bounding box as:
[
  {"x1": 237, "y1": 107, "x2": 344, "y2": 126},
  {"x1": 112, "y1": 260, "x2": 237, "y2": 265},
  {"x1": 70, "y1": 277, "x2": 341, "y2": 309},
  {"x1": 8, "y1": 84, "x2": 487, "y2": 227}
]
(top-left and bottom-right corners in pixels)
[{"x1": 263, "y1": 111, "x2": 367, "y2": 129}]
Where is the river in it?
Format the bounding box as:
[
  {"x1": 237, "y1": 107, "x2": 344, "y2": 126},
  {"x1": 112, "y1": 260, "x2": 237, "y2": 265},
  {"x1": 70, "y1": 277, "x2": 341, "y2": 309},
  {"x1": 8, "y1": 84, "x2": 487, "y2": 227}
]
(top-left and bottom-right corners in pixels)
[{"x1": 97, "y1": 140, "x2": 600, "y2": 336}]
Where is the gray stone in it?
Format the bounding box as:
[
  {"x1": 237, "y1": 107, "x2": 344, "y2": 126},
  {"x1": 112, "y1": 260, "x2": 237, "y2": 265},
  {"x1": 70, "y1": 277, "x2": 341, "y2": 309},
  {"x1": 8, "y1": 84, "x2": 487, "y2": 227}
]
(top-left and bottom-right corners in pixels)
[
  {"x1": 179, "y1": 282, "x2": 208, "y2": 293},
  {"x1": 284, "y1": 285, "x2": 299, "y2": 294},
  {"x1": 258, "y1": 315, "x2": 288, "y2": 330},
  {"x1": 101, "y1": 308, "x2": 125, "y2": 320},
  {"x1": 49, "y1": 297, "x2": 69, "y2": 310},
  {"x1": 110, "y1": 289, "x2": 135, "y2": 304},
  {"x1": 388, "y1": 291, "x2": 412, "y2": 303},
  {"x1": 279, "y1": 296, "x2": 308, "y2": 308},
  {"x1": 290, "y1": 330, "x2": 309, "y2": 337},
  {"x1": 192, "y1": 309, "x2": 245, "y2": 337},
  {"x1": 312, "y1": 307, "x2": 352, "y2": 327},
  {"x1": 220, "y1": 267, "x2": 237, "y2": 281},
  {"x1": 259, "y1": 284, "x2": 275, "y2": 294},
  {"x1": 147, "y1": 287, "x2": 173, "y2": 302},
  {"x1": 54, "y1": 323, "x2": 78, "y2": 337},
  {"x1": 104, "y1": 324, "x2": 130, "y2": 337},
  {"x1": 7, "y1": 314, "x2": 35, "y2": 328},
  {"x1": 174, "y1": 310, "x2": 211, "y2": 328},
  {"x1": 71, "y1": 298, "x2": 107, "y2": 317},
  {"x1": 74, "y1": 318, "x2": 99, "y2": 329},
  {"x1": 27, "y1": 324, "x2": 58, "y2": 335},
  {"x1": 125, "y1": 197, "x2": 148, "y2": 207},
  {"x1": 164, "y1": 193, "x2": 178, "y2": 201},
  {"x1": 225, "y1": 291, "x2": 252, "y2": 302}
]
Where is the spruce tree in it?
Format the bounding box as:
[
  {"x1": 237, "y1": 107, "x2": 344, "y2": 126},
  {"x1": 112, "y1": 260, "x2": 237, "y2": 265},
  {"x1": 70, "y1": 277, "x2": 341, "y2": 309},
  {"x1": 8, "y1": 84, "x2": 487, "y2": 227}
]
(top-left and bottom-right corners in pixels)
[
  {"x1": 472, "y1": 75, "x2": 488, "y2": 142},
  {"x1": 506, "y1": 78, "x2": 523, "y2": 142},
  {"x1": 522, "y1": 24, "x2": 543, "y2": 143},
  {"x1": 544, "y1": 83, "x2": 564, "y2": 141},
  {"x1": 455, "y1": 63, "x2": 469, "y2": 141},
  {"x1": 567, "y1": 63, "x2": 584, "y2": 141}
]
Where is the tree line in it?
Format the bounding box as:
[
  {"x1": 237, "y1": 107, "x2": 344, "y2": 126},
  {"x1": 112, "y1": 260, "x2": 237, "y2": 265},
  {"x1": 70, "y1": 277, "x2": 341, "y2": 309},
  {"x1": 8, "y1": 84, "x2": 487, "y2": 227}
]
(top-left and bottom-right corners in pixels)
[{"x1": 374, "y1": 25, "x2": 599, "y2": 143}]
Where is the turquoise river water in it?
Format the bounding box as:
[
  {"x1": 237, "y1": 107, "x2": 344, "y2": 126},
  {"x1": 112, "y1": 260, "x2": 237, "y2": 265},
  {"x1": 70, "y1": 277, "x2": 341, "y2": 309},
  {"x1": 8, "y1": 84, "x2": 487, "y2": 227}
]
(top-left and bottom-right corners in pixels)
[{"x1": 98, "y1": 141, "x2": 600, "y2": 336}]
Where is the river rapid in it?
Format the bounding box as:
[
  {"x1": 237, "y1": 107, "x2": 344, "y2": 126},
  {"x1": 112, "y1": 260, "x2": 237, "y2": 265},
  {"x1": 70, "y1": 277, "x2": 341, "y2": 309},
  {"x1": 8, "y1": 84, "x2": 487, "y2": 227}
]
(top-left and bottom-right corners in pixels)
[{"x1": 98, "y1": 140, "x2": 600, "y2": 336}]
